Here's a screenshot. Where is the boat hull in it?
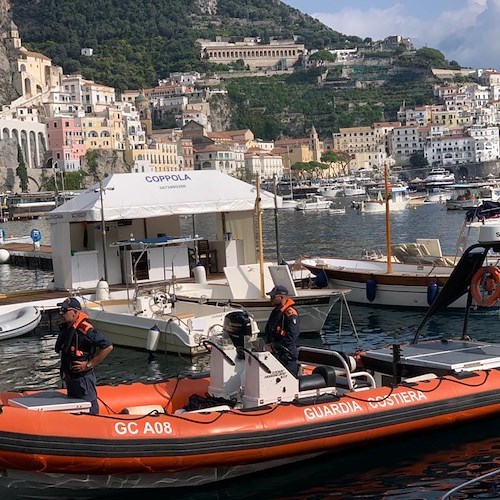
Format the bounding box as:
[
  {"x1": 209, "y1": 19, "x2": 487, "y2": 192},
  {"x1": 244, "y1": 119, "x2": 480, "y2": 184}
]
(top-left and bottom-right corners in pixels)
[
  {"x1": 175, "y1": 290, "x2": 342, "y2": 333},
  {"x1": 0, "y1": 369, "x2": 499, "y2": 492},
  {"x1": 84, "y1": 300, "x2": 234, "y2": 355},
  {"x1": 301, "y1": 258, "x2": 461, "y2": 308},
  {"x1": 0, "y1": 306, "x2": 41, "y2": 340}
]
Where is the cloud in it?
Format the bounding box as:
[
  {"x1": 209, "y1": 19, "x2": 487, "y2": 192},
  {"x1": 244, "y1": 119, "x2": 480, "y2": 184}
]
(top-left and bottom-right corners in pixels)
[{"x1": 310, "y1": 0, "x2": 500, "y2": 68}]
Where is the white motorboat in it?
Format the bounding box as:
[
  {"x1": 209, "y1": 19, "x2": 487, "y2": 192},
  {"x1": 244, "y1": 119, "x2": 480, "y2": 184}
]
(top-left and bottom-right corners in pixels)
[
  {"x1": 342, "y1": 179, "x2": 366, "y2": 197},
  {"x1": 171, "y1": 263, "x2": 348, "y2": 333},
  {"x1": 318, "y1": 180, "x2": 344, "y2": 199},
  {"x1": 353, "y1": 186, "x2": 411, "y2": 213},
  {"x1": 446, "y1": 182, "x2": 500, "y2": 210},
  {"x1": 424, "y1": 168, "x2": 455, "y2": 188},
  {"x1": 0, "y1": 306, "x2": 41, "y2": 340},
  {"x1": 295, "y1": 195, "x2": 331, "y2": 211},
  {"x1": 83, "y1": 291, "x2": 253, "y2": 356}
]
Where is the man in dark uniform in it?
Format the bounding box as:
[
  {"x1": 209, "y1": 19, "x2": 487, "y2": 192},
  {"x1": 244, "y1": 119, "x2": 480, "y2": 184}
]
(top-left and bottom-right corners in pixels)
[
  {"x1": 55, "y1": 297, "x2": 113, "y2": 414},
  {"x1": 264, "y1": 285, "x2": 301, "y2": 376}
]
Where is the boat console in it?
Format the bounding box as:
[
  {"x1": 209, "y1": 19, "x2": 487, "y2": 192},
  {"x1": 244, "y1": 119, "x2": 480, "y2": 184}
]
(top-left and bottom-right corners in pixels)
[{"x1": 206, "y1": 313, "x2": 377, "y2": 408}]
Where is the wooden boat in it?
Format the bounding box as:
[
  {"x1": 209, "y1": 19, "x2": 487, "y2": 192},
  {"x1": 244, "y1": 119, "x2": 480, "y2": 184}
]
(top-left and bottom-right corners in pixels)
[
  {"x1": 299, "y1": 222, "x2": 496, "y2": 310},
  {"x1": 0, "y1": 306, "x2": 41, "y2": 340},
  {"x1": 0, "y1": 229, "x2": 500, "y2": 497},
  {"x1": 301, "y1": 256, "x2": 457, "y2": 308},
  {"x1": 446, "y1": 182, "x2": 500, "y2": 210}
]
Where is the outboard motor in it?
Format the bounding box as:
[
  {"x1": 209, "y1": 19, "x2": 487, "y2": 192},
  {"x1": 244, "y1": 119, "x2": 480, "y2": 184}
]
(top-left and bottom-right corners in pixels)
[
  {"x1": 207, "y1": 310, "x2": 252, "y2": 401},
  {"x1": 223, "y1": 310, "x2": 253, "y2": 355}
]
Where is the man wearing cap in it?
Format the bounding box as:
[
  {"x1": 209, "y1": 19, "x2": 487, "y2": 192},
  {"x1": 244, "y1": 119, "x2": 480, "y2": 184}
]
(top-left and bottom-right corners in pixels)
[
  {"x1": 54, "y1": 297, "x2": 113, "y2": 414},
  {"x1": 264, "y1": 285, "x2": 300, "y2": 376}
]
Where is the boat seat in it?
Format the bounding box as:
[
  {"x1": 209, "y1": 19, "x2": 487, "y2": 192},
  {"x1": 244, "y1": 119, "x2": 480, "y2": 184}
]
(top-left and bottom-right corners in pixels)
[
  {"x1": 298, "y1": 365, "x2": 338, "y2": 391},
  {"x1": 416, "y1": 238, "x2": 442, "y2": 257},
  {"x1": 298, "y1": 347, "x2": 376, "y2": 391},
  {"x1": 120, "y1": 405, "x2": 166, "y2": 415}
]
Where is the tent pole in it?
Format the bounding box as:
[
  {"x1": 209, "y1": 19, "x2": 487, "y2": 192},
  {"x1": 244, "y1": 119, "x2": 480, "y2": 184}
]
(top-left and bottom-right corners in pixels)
[
  {"x1": 384, "y1": 164, "x2": 392, "y2": 274},
  {"x1": 256, "y1": 175, "x2": 265, "y2": 297}
]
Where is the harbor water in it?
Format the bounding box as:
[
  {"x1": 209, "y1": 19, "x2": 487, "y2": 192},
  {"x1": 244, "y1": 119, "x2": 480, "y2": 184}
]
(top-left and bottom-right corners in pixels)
[{"x1": 0, "y1": 203, "x2": 499, "y2": 498}]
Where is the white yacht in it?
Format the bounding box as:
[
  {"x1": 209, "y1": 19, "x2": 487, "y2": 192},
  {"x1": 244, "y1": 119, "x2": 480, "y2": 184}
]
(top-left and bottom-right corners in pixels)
[{"x1": 424, "y1": 168, "x2": 455, "y2": 187}]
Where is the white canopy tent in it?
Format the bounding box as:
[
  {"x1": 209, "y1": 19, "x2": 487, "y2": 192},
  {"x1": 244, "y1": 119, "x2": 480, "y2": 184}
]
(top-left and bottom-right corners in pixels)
[{"x1": 48, "y1": 171, "x2": 280, "y2": 290}]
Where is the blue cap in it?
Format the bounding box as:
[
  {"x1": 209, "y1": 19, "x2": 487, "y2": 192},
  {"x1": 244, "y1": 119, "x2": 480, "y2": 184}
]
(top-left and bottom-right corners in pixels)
[
  {"x1": 57, "y1": 297, "x2": 82, "y2": 311},
  {"x1": 267, "y1": 285, "x2": 289, "y2": 297}
]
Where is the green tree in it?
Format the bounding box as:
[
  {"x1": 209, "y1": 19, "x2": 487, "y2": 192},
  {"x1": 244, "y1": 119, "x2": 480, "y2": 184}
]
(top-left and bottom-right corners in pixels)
[
  {"x1": 320, "y1": 151, "x2": 352, "y2": 176},
  {"x1": 409, "y1": 151, "x2": 428, "y2": 168},
  {"x1": 309, "y1": 50, "x2": 337, "y2": 63},
  {"x1": 16, "y1": 145, "x2": 29, "y2": 192},
  {"x1": 291, "y1": 161, "x2": 329, "y2": 180},
  {"x1": 415, "y1": 47, "x2": 445, "y2": 65}
]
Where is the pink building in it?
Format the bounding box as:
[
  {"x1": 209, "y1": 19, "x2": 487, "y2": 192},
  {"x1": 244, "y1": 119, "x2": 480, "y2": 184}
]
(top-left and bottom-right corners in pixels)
[{"x1": 45, "y1": 117, "x2": 86, "y2": 171}]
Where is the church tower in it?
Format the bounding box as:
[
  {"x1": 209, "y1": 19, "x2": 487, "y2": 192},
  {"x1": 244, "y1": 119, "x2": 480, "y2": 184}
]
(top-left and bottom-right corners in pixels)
[
  {"x1": 3, "y1": 20, "x2": 22, "y2": 53},
  {"x1": 310, "y1": 125, "x2": 320, "y2": 162},
  {"x1": 135, "y1": 93, "x2": 152, "y2": 137}
]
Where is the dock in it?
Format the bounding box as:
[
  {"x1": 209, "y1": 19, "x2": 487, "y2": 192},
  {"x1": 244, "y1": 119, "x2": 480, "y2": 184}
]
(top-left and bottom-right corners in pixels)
[{"x1": 1, "y1": 242, "x2": 53, "y2": 270}]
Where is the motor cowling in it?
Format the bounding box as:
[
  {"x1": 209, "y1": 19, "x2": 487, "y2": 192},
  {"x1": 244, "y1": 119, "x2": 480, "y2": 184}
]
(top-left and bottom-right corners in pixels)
[{"x1": 223, "y1": 310, "x2": 252, "y2": 349}]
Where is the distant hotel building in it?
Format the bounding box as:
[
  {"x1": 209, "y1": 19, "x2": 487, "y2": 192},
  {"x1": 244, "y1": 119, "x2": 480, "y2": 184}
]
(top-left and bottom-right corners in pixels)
[{"x1": 198, "y1": 37, "x2": 305, "y2": 70}]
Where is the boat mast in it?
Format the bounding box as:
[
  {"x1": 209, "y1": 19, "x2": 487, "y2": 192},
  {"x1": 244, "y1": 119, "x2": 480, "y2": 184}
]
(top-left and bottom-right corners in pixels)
[
  {"x1": 256, "y1": 175, "x2": 265, "y2": 297},
  {"x1": 287, "y1": 145, "x2": 293, "y2": 200},
  {"x1": 384, "y1": 164, "x2": 392, "y2": 273}
]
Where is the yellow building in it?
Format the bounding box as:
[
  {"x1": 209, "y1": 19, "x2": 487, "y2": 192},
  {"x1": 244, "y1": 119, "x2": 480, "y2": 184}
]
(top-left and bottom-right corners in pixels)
[
  {"x1": 81, "y1": 108, "x2": 124, "y2": 151},
  {"x1": 334, "y1": 122, "x2": 400, "y2": 171},
  {"x1": 125, "y1": 138, "x2": 178, "y2": 172}
]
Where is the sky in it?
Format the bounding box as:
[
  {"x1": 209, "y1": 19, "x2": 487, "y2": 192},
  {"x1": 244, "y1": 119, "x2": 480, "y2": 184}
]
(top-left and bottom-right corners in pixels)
[{"x1": 283, "y1": 0, "x2": 500, "y2": 70}]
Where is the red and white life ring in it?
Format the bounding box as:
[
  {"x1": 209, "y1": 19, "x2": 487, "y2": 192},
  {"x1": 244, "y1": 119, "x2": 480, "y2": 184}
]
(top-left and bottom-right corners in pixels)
[{"x1": 470, "y1": 266, "x2": 500, "y2": 307}]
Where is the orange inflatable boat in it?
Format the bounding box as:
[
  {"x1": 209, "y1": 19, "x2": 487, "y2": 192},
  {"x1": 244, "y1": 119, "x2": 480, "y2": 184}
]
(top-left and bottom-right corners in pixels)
[{"x1": 0, "y1": 226, "x2": 499, "y2": 496}]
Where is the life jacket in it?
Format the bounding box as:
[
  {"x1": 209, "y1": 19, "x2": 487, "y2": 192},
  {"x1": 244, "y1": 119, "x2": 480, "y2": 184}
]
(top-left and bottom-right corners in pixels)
[
  {"x1": 276, "y1": 298, "x2": 297, "y2": 337},
  {"x1": 72, "y1": 311, "x2": 93, "y2": 335},
  {"x1": 66, "y1": 312, "x2": 94, "y2": 361}
]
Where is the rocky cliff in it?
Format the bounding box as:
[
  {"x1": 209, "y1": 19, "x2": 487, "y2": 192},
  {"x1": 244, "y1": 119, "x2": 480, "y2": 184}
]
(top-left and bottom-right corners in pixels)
[{"x1": 0, "y1": 0, "x2": 16, "y2": 106}]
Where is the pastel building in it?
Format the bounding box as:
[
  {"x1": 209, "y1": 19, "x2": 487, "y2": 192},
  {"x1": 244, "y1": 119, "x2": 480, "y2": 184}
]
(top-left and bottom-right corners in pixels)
[
  {"x1": 45, "y1": 116, "x2": 86, "y2": 171},
  {"x1": 81, "y1": 108, "x2": 124, "y2": 151},
  {"x1": 194, "y1": 143, "x2": 245, "y2": 175},
  {"x1": 125, "y1": 138, "x2": 178, "y2": 172},
  {"x1": 244, "y1": 148, "x2": 284, "y2": 179}
]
